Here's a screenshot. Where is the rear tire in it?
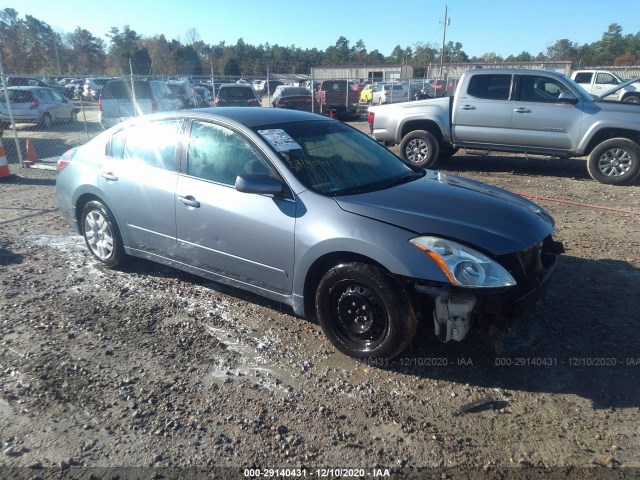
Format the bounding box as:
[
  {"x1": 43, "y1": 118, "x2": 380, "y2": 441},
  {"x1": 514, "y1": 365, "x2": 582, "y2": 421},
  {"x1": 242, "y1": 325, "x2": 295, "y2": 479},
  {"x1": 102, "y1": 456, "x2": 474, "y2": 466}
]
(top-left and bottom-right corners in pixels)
[
  {"x1": 81, "y1": 200, "x2": 125, "y2": 268},
  {"x1": 39, "y1": 113, "x2": 52, "y2": 129},
  {"x1": 399, "y1": 130, "x2": 440, "y2": 168},
  {"x1": 315, "y1": 262, "x2": 416, "y2": 359},
  {"x1": 587, "y1": 138, "x2": 640, "y2": 185}
]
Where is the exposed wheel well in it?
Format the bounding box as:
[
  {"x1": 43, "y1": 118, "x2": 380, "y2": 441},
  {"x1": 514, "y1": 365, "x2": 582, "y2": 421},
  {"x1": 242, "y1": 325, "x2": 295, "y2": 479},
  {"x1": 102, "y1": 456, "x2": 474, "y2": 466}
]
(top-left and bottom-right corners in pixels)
[
  {"x1": 584, "y1": 128, "x2": 640, "y2": 155},
  {"x1": 74, "y1": 193, "x2": 104, "y2": 233},
  {"x1": 400, "y1": 120, "x2": 445, "y2": 144},
  {"x1": 302, "y1": 252, "x2": 408, "y2": 320}
]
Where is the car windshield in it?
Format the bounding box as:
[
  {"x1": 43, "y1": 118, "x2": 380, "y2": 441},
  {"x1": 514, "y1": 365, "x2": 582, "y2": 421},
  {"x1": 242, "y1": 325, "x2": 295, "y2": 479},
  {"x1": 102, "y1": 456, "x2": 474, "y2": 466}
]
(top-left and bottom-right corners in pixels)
[{"x1": 255, "y1": 120, "x2": 422, "y2": 195}]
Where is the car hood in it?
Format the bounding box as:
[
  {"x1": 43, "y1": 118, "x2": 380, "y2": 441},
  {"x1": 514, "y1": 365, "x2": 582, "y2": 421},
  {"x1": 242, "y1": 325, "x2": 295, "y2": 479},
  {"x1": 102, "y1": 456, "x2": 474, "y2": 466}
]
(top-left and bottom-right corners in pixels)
[{"x1": 335, "y1": 171, "x2": 554, "y2": 255}]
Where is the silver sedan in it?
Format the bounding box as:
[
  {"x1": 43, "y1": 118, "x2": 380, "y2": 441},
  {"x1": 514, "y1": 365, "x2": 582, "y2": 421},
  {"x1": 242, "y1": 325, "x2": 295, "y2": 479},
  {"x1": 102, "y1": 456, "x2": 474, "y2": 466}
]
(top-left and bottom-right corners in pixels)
[{"x1": 56, "y1": 108, "x2": 562, "y2": 359}]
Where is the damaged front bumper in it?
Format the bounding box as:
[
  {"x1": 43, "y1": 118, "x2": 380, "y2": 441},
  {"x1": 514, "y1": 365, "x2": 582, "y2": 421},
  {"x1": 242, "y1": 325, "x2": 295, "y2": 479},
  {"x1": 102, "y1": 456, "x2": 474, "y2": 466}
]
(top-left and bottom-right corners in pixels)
[{"x1": 409, "y1": 236, "x2": 563, "y2": 342}]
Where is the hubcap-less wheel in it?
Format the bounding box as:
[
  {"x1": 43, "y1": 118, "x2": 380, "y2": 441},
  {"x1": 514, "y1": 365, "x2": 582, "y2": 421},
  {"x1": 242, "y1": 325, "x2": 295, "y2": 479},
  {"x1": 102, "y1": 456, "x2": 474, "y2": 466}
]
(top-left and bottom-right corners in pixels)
[
  {"x1": 84, "y1": 210, "x2": 115, "y2": 261},
  {"x1": 316, "y1": 262, "x2": 416, "y2": 359},
  {"x1": 333, "y1": 282, "x2": 387, "y2": 347},
  {"x1": 598, "y1": 148, "x2": 632, "y2": 178}
]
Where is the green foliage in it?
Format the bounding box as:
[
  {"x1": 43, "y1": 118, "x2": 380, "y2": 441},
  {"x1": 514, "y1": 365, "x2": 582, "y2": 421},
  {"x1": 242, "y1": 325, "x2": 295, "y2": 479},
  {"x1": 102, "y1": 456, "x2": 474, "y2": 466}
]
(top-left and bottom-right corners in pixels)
[{"x1": 1, "y1": 8, "x2": 638, "y2": 77}]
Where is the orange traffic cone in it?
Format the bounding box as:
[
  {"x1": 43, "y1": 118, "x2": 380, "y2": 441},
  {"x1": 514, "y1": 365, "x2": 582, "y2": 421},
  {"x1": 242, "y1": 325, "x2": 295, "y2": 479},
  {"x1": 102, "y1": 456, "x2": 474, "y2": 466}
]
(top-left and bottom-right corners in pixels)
[
  {"x1": 0, "y1": 137, "x2": 13, "y2": 180},
  {"x1": 25, "y1": 138, "x2": 38, "y2": 164}
]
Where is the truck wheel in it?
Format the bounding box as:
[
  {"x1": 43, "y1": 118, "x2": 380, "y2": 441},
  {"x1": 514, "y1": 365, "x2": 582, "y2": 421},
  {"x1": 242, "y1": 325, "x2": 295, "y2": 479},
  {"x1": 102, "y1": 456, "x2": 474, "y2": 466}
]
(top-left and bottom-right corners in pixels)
[
  {"x1": 315, "y1": 262, "x2": 416, "y2": 360},
  {"x1": 399, "y1": 130, "x2": 440, "y2": 168},
  {"x1": 587, "y1": 138, "x2": 640, "y2": 185},
  {"x1": 623, "y1": 94, "x2": 640, "y2": 104}
]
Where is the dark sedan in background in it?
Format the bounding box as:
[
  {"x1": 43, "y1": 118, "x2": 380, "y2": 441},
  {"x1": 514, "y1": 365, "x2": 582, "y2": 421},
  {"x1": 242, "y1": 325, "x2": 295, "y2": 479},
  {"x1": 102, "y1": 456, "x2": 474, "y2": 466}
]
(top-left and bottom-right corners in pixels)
[
  {"x1": 271, "y1": 86, "x2": 314, "y2": 112},
  {"x1": 56, "y1": 108, "x2": 562, "y2": 359}
]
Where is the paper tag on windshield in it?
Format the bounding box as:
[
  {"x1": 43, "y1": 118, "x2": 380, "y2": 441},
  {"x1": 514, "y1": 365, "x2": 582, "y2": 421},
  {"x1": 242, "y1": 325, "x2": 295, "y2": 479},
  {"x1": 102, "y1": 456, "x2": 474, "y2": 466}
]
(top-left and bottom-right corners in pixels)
[{"x1": 258, "y1": 129, "x2": 301, "y2": 152}]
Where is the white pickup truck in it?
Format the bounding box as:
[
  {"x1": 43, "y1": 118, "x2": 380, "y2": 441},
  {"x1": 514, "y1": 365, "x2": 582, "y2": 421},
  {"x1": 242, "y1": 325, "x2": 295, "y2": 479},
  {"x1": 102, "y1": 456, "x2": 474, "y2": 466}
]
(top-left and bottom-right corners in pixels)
[
  {"x1": 368, "y1": 68, "x2": 640, "y2": 185},
  {"x1": 571, "y1": 69, "x2": 640, "y2": 103}
]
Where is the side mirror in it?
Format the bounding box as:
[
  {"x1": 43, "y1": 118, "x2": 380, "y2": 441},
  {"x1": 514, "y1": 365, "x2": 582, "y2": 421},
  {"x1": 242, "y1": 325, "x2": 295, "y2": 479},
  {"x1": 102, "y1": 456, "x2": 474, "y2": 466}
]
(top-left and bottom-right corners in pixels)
[
  {"x1": 235, "y1": 174, "x2": 283, "y2": 195},
  {"x1": 558, "y1": 91, "x2": 579, "y2": 105}
]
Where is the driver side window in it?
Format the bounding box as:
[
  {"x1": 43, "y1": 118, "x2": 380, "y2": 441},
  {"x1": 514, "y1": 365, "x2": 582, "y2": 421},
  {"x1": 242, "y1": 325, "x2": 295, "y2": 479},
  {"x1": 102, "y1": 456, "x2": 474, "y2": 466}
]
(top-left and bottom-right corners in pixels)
[{"x1": 187, "y1": 121, "x2": 271, "y2": 185}]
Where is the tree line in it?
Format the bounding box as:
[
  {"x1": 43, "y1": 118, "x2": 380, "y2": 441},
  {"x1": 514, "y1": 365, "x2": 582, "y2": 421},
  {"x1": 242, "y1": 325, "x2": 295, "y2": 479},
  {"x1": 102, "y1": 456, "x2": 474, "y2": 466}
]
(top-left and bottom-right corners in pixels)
[{"x1": 1, "y1": 7, "x2": 638, "y2": 78}]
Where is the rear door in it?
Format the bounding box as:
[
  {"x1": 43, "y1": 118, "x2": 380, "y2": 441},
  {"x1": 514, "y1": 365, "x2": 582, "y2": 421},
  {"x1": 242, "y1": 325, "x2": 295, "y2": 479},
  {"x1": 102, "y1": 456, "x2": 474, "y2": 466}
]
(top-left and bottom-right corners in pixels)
[
  {"x1": 452, "y1": 73, "x2": 514, "y2": 145},
  {"x1": 98, "y1": 118, "x2": 184, "y2": 256}
]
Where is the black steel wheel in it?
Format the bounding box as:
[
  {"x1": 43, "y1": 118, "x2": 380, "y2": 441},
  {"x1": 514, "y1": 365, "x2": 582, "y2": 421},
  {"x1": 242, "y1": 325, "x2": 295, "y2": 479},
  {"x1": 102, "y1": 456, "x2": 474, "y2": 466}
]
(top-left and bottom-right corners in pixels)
[
  {"x1": 399, "y1": 130, "x2": 440, "y2": 168},
  {"x1": 315, "y1": 262, "x2": 416, "y2": 359},
  {"x1": 587, "y1": 138, "x2": 640, "y2": 185},
  {"x1": 80, "y1": 200, "x2": 125, "y2": 268}
]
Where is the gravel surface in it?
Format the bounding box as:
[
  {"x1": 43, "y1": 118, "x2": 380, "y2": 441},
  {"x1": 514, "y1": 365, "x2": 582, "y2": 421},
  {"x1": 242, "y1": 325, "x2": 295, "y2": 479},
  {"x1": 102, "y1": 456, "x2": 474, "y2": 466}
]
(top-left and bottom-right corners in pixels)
[{"x1": 1, "y1": 131, "x2": 639, "y2": 479}]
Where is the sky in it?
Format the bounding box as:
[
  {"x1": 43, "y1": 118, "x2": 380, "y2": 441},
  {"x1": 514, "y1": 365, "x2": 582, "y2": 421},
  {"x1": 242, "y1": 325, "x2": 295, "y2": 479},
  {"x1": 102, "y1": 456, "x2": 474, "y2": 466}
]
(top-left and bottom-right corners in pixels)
[{"x1": 6, "y1": 0, "x2": 640, "y2": 59}]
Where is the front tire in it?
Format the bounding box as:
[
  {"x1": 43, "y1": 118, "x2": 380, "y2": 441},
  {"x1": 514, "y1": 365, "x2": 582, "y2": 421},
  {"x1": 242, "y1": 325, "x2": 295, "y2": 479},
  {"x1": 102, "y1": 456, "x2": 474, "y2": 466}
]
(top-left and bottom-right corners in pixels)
[
  {"x1": 81, "y1": 201, "x2": 125, "y2": 268},
  {"x1": 587, "y1": 138, "x2": 640, "y2": 185},
  {"x1": 622, "y1": 94, "x2": 640, "y2": 104},
  {"x1": 399, "y1": 130, "x2": 440, "y2": 168},
  {"x1": 315, "y1": 263, "x2": 416, "y2": 359}
]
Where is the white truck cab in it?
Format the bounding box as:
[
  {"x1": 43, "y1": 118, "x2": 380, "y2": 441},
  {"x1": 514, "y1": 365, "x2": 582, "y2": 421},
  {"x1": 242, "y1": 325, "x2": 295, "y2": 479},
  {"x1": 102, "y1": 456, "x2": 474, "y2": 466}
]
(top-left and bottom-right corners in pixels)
[{"x1": 571, "y1": 70, "x2": 640, "y2": 103}]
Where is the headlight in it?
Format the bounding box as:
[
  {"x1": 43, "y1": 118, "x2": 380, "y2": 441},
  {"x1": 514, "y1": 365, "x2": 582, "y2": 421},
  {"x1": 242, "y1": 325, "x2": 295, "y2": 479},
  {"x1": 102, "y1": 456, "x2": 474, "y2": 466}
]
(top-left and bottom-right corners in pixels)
[{"x1": 410, "y1": 236, "x2": 516, "y2": 288}]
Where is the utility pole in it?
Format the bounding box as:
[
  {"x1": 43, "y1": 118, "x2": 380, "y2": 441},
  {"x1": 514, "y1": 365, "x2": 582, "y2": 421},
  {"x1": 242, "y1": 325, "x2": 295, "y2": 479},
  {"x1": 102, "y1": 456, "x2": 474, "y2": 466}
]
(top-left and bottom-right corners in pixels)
[{"x1": 439, "y1": 6, "x2": 450, "y2": 80}]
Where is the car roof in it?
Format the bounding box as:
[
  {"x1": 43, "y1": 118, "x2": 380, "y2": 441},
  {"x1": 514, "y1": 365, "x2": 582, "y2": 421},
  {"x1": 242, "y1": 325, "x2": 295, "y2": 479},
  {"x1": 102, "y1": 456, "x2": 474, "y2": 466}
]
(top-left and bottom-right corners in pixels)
[
  {"x1": 6, "y1": 86, "x2": 49, "y2": 91},
  {"x1": 137, "y1": 107, "x2": 328, "y2": 128}
]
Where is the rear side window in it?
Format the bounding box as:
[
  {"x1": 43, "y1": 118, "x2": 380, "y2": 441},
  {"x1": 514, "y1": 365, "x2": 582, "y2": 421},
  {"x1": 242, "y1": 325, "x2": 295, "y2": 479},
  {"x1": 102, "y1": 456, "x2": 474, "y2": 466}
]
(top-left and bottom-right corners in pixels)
[
  {"x1": 467, "y1": 74, "x2": 511, "y2": 100},
  {"x1": 102, "y1": 81, "x2": 152, "y2": 100},
  {"x1": 573, "y1": 72, "x2": 592, "y2": 84},
  {"x1": 7, "y1": 90, "x2": 33, "y2": 103},
  {"x1": 109, "y1": 119, "x2": 183, "y2": 170}
]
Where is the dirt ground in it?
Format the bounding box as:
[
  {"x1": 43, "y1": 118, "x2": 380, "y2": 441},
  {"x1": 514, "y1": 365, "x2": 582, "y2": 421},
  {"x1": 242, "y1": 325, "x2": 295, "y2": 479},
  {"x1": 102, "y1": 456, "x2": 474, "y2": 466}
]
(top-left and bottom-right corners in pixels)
[{"x1": 1, "y1": 125, "x2": 640, "y2": 479}]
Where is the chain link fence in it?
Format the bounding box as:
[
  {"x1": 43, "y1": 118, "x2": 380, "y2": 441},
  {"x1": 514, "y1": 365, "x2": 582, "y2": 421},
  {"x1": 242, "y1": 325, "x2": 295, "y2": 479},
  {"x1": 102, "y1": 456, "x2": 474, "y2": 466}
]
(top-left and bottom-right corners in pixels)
[{"x1": 1, "y1": 69, "x2": 462, "y2": 166}]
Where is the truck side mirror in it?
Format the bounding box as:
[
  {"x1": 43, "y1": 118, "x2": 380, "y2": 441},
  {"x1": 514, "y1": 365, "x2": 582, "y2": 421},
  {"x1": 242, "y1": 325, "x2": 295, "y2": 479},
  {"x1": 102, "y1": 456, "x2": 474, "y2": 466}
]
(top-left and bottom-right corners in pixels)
[{"x1": 558, "y1": 91, "x2": 579, "y2": 105}]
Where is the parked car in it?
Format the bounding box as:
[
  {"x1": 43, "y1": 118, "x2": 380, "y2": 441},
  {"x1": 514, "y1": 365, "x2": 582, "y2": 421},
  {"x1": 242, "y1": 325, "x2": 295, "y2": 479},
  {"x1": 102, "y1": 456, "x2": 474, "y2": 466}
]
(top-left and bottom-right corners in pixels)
[
  {"x1": 0, "y1": 86, "x2": 78, "y2": 128},
  {"x1": 193, "y1": 86, "x2": 212, "y2": 106},
  {"x1": 271, "y1": 86, "x2": 313, "y2": 111},
  {"x1": 215, "y1": 84, "x2": 261, "y2": 107},
  {"x1": 82, "y1": 77, "x2": 111, "y2": 101},
  {"x1": 167, "y1": 80, "x2": 200, "y2": 109},
  {"x1": 148, "y1": 80, "x2": 183, "y2": 112},
  {"x1": 56, "y1": 108, "x2": 562, "y2": 359},
  {"x1": 65, "y1": 78, "x2": 85, "y2": 99},
  {"x1": 99, "y1": 79, "x2": 156, "y2": 129},
  {"x1": 314, "y1": 80, "x2": 360, "y2": 117},
  {"x1": 5, "y1": 76, "x2": 73, "y2": 98},
  {"x1": 257, "y1": 79, "x2": 284, "y2": 96}
]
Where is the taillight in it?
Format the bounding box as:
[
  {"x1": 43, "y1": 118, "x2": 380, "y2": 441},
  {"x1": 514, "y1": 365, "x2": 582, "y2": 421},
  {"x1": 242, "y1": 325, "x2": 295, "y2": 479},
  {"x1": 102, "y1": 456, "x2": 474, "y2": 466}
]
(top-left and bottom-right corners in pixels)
[
  {"x1": 98, "y1": 98, "x2": 102, "y2": 110},
  {"x1": 152, "y1": 100, "x2": 158, "y2": 111},
  {"x1": 367, "y1": 112, "x2": 375, "y2": 124},
  {"x1": 57, "y1": 148, "x2": 77, "y2": 171}
]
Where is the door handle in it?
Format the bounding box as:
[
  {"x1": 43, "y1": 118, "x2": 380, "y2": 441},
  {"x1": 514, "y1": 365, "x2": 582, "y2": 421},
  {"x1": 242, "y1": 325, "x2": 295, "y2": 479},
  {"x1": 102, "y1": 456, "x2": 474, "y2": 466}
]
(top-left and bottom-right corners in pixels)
[
  {"x1": 178, "y1": 195, "x2": 200, "y2": 208},
  {"x1": 514, "y1": 108, "x2": 531, "y2": 113},
  {"x1": 460, "y1": 105, "x2": 476, "y2": 110},
  {"x1": 100, "y1": 171, "x2": 118, "y2": 181}
]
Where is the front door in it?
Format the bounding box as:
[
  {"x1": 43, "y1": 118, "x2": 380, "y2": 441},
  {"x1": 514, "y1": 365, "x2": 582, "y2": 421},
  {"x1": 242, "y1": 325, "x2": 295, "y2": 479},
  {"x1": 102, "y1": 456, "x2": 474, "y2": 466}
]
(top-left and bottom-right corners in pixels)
[
  {"x1": 175, "y1": 120, "x2": 296, "y2": 295},
  {"x1": 509, "y1": 74, "x2": 584, "y2": 150}
]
